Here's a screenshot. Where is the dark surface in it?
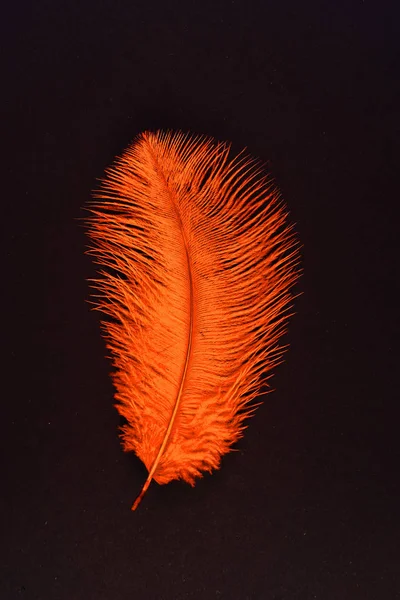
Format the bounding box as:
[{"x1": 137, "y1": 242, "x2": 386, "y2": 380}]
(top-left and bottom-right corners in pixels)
[{"x1": 2, "y1": 1, "x2": 399, "y2": 599}]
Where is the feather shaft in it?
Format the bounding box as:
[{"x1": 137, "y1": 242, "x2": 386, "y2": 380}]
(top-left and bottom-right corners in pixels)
[{"x1": 132, "y1": 228, "x2": 195, "y2": 510}]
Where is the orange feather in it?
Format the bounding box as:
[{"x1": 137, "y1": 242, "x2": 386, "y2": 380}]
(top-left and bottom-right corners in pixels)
[{"x1": 86, "y1": 130, "x2": 300, "y2": 510}]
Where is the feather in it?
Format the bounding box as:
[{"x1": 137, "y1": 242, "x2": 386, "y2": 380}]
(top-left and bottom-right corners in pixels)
[{"x1": 86, "y1": 130, "x2": 300, "y2": 510}]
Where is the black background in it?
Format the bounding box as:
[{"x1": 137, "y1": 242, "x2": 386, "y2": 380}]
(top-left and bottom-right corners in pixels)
[{"x1": 2, "y1": 1, "x2": 399, "y2": 599}]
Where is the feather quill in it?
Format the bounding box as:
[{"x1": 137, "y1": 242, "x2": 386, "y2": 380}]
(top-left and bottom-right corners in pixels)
[{"x1": 86, "y1": 130, "x2": 300, "y2": 510}]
